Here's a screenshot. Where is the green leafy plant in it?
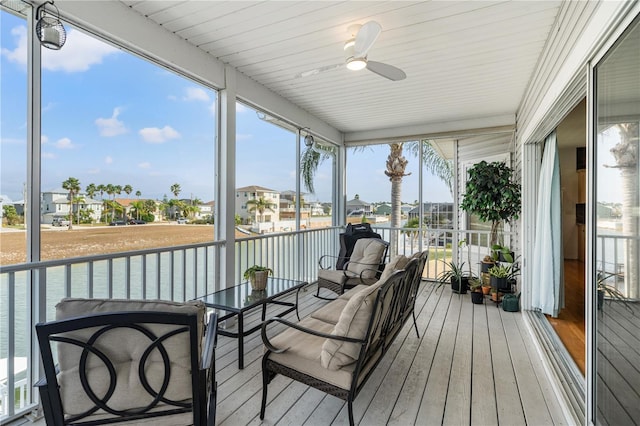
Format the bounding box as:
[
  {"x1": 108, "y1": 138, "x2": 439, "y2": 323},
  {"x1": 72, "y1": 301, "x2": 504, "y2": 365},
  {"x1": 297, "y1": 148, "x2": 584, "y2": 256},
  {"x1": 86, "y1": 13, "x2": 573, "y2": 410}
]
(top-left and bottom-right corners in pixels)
[
  {"x1": 437, "y1": 261, "x2": 475, "y2": 292},
  {"x1": 460, "y1": 161, "x2": 521, "y2": 247},
  {"x1": 488, "y1": 264, "x2": 512, "y2": 278},
  {"x1": 491, "y1": 243, "x2": 514, "y2": 263},
  {"x1": 243, "y1": 265, "x2": 273, "y2": 281}
]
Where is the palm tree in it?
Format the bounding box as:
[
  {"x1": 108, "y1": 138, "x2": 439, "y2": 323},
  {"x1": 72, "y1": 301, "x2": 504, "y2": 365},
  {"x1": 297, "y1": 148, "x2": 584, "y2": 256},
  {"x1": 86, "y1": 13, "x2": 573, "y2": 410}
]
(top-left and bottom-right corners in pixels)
[
  {"x1": 135, "y1": 190, "x2": 142, "y2": 198},
  {"x1": 62, "y1": 177, "x2": 81, "y2": 230},
  {"x1": 608, "y1": 122, "x2": 639, "y2": 298},
  {"x1": 72, "y1": 195, "x2": 85, "y2": 225},
  {"x1": 86, "y1": 183, "x2": 97, "y2": 200},
  {"x1": 130, "y1": 200, "x2": 145, "y2": 220},
  {"x1": 170, "y1": 183, "x2": 181, "y2": 198},
  {"x1": 385, "y1": 143, "x2": 411, "y2": 254},
  {"x1": 246, "y1": 196, "x2": 276, "y2": 223},
  {"x1": 123, "y1": 184, "x2": 133, "y2": 198},
  {"x1": 105, "y1": 184, "x2": 115, "y2": 221},
  {"x1": 300, "y1": 139, "x2": 452, "y2": 252},
  {"x1": 97, "y1": 184, "x2": 106, "y2": 200}
]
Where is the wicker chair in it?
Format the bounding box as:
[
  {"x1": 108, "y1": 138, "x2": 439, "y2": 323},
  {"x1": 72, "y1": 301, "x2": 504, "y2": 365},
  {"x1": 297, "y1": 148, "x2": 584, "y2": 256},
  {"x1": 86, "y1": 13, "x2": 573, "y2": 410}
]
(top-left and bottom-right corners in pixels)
[
  {"x1": 316, "y1": 238, "x2": 389, "y2": 299},
  {"x1": 35, "y1": 298, "x2": 218, "y2": 426}
]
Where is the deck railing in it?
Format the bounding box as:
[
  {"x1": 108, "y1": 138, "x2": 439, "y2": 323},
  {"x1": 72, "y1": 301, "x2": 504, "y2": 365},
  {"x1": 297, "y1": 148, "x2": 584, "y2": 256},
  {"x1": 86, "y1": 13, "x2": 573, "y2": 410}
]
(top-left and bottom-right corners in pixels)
[{"x1": 0, "y1": 225, "x2": 504, "y2": 420}]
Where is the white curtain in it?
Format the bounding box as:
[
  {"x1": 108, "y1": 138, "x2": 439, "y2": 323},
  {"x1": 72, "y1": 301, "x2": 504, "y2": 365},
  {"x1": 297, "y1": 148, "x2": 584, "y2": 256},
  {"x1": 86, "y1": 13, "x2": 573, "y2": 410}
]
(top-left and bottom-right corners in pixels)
[{"x1": 531, "y1": 131, "x2": 563, "y2": 316}]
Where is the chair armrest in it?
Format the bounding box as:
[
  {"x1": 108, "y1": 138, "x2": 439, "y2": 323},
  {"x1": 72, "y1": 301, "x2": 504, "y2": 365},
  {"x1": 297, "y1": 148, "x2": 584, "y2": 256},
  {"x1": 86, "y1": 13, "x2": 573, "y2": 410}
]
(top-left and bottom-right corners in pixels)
[
  {"x1": 201, "y1": 313, "x2": 218, "y2": 370},
  {"x1": 318, "y1": 254, "x2": 350, "y2": 270},
  {"x1": 261, "y1": 317, "x2": 364, "y2": 354},
  {"x1": 343, "y1": 260, "x2": 384, "y2": 283}
]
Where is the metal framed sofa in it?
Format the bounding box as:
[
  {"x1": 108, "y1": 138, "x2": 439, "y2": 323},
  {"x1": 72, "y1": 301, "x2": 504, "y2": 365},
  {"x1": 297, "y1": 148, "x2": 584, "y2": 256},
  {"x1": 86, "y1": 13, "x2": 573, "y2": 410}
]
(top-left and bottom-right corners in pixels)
[
  {"x1": 316, "y1": 237, "x2": 390, "y2": 299},
  {"x1": 35, "y1": 298, "x2": 218, "y2": 426},
  {"x1": 260, "y1": 250, "x2": 428, "y2": 425}
]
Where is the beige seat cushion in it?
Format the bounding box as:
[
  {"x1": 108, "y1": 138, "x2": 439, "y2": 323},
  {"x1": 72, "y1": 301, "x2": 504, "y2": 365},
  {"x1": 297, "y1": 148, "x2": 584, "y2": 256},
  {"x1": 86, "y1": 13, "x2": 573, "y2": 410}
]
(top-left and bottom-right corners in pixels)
[
  {"x1": 54, "y1": 298, "x2": 204, "y2": 418},
  {"x1": 317, "y1": 268, "x2": 348, "y2": 284},
  {"x1": 345, "y1": 239, "x2": 387, "y2": 279},
  {"x1": 320, "y1": 280, "x2": 385, "y2": 370}
]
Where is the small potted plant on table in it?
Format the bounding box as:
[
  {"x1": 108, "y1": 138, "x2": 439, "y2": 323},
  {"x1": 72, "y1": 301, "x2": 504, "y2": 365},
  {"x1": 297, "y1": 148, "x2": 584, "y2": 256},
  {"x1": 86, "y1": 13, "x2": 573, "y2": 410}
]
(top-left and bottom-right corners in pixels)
[{"x1": 243, "y1": 265, "x2": 273, "y2": 291}]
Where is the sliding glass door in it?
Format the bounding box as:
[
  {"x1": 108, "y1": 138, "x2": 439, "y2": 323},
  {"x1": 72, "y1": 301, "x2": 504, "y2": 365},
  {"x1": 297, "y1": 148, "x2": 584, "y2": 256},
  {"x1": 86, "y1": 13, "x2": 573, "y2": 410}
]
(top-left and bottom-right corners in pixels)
[{"x1": 593, "y1": 16, "x2": 640, "y2": 425}]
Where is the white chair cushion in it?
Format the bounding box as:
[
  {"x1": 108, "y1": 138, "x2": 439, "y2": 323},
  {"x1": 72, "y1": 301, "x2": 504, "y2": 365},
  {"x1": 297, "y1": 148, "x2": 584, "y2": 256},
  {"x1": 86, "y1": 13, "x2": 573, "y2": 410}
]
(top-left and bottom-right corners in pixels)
[
  {"x1": 378, "y1": 254, "x2": 409, "y2": 282},
  {"x1": 345, "y1": 239, "x2": 387, "y2": 279}
]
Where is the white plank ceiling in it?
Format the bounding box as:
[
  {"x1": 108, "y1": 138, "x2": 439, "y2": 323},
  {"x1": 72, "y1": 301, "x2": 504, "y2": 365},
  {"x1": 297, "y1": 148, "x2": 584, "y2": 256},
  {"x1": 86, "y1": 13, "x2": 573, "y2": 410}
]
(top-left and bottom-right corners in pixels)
[{"x1": 120, "y1": 1, "x2": 562, "y2": 142}]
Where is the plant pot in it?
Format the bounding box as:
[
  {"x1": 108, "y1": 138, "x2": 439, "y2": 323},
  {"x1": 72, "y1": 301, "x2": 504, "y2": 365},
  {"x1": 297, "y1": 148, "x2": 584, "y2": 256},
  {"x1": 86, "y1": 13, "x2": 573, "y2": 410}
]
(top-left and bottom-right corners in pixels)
[
  {"x1": 481, "y1": 272, "x2": 491, "y2": 286},
  {"x1": 471, "y1": 291, "x2": 484, "y2": 304},
  {"x1": 250, "y1": 270, "x2": 269, "y2": 291},
  {"x1": 491, "y1": 292, "x2": 503, "y2": 302},
  {"x1": 481, "y1": 285, "x2": 491, "y2": 295},
  {"x1": 481, "y1": 261, "x2": 495, "y2": 273},
  {"x1": 451, "y1": 276, "x2": 468, "y2": 294},
  {"x1": 490, "y1": 276, "x2": 509, "y2": 292}
]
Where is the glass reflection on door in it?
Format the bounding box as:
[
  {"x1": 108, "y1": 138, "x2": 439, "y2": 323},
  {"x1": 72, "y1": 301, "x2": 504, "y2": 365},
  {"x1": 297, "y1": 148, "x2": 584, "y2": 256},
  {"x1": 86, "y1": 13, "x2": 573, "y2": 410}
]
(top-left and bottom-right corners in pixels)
[{"x1": 594, "y1": 16, "x2": 640, "y2": 425}]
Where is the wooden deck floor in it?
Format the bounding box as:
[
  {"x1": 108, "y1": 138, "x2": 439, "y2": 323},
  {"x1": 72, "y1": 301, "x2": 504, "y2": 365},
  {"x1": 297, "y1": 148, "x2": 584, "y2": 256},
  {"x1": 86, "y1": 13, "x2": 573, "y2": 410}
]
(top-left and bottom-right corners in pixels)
[
  {"x1": 214, "y1": 281, "x2": 568, "y2": 426},
  {"x1": 9, "y1": 280, "x2": 570, "y2": 426}
]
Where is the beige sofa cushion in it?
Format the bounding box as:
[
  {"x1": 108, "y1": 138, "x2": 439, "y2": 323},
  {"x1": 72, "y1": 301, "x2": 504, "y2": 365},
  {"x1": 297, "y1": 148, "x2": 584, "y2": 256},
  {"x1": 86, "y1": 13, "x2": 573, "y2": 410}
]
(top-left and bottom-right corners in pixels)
[
  {"x1": 378, "y1": 254, "x2": 409, "y2": 282},
  {"x1": 345, "y1": 239, "x2": 387, "y2": 279},
  {"x1": 320, "y1": 280, "x2": 384, "y2": 370},
  {"x1": 54, "y1": 298, "x2": 204, "y2": 418},
  {"x1": 310, "y1": 298, "x2": 348, "y2": 325}
]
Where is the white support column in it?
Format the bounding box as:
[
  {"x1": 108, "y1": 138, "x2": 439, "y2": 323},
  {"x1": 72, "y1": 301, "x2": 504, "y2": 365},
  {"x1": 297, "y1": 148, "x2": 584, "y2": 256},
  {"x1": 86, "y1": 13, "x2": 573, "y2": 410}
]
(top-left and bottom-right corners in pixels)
[
  {"x1": 334, "y1": 143, "x2": 346, "y2": 225},
  {"x1": 215, "y1": 66, "x2": 237, "y2": 290},
  {"x1": 521, "y1": 141, "x2": 541, "y2": 310}
]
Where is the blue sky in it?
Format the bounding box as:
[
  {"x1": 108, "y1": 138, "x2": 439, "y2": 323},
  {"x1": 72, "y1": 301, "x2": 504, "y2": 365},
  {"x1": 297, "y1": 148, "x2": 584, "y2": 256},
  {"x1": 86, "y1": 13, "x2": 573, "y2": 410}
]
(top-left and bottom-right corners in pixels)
[{"x1": 1, "y1": 10, "x2": 453, "y2": 206}]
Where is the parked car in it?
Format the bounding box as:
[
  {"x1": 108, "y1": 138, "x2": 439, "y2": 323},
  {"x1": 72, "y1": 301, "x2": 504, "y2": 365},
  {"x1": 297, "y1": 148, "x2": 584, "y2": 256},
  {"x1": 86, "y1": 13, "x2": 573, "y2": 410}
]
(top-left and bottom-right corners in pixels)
[
  {"x1": 51, "y1": 218, "x2": 70, "y2": 227},
  {"x1": 129, "y1": 219, "x2": 146, "y2": 225},
  {"x1": 177, "y1": 218, "x2": 188, "y2": 224},
  {"x1": 109, "y1": 220, "x2": 127, "y2": 226}
]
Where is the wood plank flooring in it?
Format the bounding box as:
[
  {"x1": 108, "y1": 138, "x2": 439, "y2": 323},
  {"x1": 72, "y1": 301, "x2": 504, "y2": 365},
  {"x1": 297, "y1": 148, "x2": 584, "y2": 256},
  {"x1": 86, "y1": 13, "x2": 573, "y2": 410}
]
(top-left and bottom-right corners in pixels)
[
  {"x1": 214, "y1": 281, "x2": 568, "y2": 425},
  {"x1": 8, "y1": 280, "x2": 569, "y2": 426}
]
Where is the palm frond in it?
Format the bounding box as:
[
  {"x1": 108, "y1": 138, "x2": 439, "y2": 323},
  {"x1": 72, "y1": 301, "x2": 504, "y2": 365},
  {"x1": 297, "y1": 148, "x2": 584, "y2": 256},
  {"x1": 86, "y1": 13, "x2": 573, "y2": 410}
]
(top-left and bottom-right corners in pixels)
[{"x1": 405, "y1": 140, "x2": 454, "y2": 195}]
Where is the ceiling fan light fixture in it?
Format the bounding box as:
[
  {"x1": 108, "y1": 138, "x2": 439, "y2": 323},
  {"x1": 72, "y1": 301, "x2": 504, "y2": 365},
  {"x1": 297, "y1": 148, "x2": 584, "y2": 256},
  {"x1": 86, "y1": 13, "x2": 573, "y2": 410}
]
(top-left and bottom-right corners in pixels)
[{"x1": 346, "y1": 57, "x2": 367, "y2": 71}]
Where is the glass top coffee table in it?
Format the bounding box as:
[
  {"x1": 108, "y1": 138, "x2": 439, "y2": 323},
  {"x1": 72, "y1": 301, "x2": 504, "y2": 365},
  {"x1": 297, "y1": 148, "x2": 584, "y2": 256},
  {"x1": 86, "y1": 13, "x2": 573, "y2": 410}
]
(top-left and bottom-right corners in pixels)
[{"x1": 197, "y1": 277, "x2": 308, "y2": 369}]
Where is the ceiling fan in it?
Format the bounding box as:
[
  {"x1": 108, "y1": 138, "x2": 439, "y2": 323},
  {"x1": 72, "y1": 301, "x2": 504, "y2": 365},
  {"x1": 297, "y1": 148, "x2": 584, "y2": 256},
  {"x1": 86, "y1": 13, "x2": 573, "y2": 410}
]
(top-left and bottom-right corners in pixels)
[{"x1": 296, "y1": 21, "x2": 406, "y2": 81}]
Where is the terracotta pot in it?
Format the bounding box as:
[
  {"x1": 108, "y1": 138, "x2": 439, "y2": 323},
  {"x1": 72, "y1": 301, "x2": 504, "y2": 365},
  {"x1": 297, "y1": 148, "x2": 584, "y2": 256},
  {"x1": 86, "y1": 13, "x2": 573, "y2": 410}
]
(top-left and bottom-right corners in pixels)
[
  {"x1": 491, "y1": 292, "x2": 503, "y2": 302},
  {"x1": 482, "y1": 285, "x2": 491, "y2": 295},
  {"x1": 250, "y1": 270, "x2": 269, "y2": 291}
]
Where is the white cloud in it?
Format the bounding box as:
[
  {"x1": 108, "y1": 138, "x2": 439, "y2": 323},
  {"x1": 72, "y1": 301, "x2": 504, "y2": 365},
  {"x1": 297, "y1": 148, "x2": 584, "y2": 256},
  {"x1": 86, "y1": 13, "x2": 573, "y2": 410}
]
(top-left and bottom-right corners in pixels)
[
  {"x1": 95, "y1": 107, "x2": 127, "y2": 137},
  {"x1": 87, "y1": 168, "x2": 100, "y2": 174},
  {"x1": 105, "y1": 156, "x2": 113, "y2": 165},
  {"x1": 183, "y1": 87, "x2": 210, "y2": 102},
  {"x1": 138, "y1": 162, "x2": 151, "y2": 169},
  {"x1": 236, "y1": 103, "x2": 249, "y2": 113},
  {"x1": 236, "y1": 133, "x2": 252, "y2": 141},
  {"x1": 139, "y1": 126, "x2": 180, "y2": 143},
  {"x1": 209, "y1": 101, "x2": 216, "y2": 116},
  {"x1": 1, "y1": 25, "x2": 120, "y2": 72},
  {"x1": 41, "y1": 135, "x2": 49, "y2": 144},
  {"x1": 42, "y1": 102, "x2": 55, "y2": 113},
  {"x1": 55, "y1": 138, "x2": 75, "y2": 149},
  {"x1": 42, "y1": 152, "x2": 56, "y2": 159}
]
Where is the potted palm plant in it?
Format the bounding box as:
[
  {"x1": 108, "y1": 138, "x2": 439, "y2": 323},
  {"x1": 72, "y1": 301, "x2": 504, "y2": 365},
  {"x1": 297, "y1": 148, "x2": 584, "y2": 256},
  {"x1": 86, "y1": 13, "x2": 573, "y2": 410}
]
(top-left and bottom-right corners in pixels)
[
  {"x1": 437, "y1": 261, "x2": 472, "y2": 294},
  {"x1": 243, "y1": 265, "x2": 273, "y2": 291},
  {"x1": 469, "y1": 277, "x2": 484, "y2": 304}
]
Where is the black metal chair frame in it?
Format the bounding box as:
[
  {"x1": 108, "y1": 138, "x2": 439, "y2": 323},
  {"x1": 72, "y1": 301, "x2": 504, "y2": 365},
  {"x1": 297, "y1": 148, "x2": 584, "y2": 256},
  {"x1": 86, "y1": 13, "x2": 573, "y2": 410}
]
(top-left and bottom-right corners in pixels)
[
  {"x1": 36, "y1": 310, "x2": 218, "y2": 426},
  {"x1": 315, "y1": 239, "x2": 390, "y2": 299},
  {"x1": 261, "y1": 252, "x2": 427, "y2": 425}
]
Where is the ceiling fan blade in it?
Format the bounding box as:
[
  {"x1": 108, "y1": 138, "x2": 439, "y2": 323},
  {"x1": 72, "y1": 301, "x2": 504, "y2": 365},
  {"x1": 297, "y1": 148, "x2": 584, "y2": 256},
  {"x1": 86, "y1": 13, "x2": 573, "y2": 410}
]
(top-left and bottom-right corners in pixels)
[
  {"x1": 294, "y1": 63, "x2": 344, "y2": 79},
  {"x1": 366, "y1": 61, "x2": 406, "y2": 81},
  {"x1": 353, "y1": 20, "x2": 382, "y2": 57}
]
